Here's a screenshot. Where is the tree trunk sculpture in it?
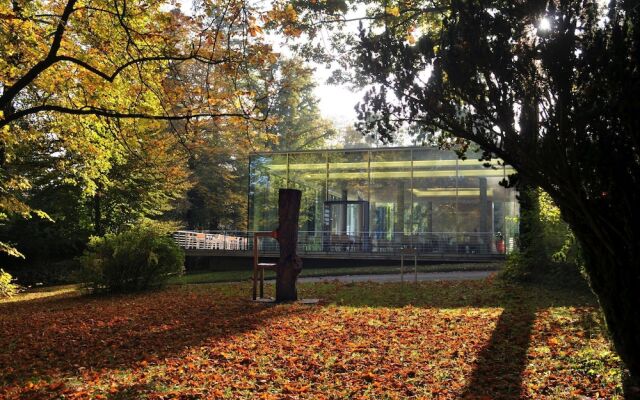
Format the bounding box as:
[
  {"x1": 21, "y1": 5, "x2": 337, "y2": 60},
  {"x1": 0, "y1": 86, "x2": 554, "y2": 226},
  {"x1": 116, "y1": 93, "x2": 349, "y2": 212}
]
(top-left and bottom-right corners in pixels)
[{"x1": 275, "y1": 188, "x2": 302, "y2": 302}]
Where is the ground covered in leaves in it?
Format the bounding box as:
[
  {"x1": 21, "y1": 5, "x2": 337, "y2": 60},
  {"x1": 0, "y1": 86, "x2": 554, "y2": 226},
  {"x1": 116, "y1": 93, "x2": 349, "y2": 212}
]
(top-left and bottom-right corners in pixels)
[{"x1": 0, "y1": 277, "x2": 624, "y2": 399}]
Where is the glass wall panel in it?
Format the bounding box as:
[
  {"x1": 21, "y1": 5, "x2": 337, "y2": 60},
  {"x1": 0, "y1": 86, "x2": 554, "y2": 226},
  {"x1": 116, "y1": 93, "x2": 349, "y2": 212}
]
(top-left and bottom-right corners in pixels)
[
  {"x1": 456, "y1": 154, "x2": 519, "y2": 253},
  {"x1": 411, "y1": 148, "x2": 459, "y2": 252},
  {"x1": 288, "y1": 152, "x2": 327, "y2": 251},
  {"x1": 248, "y1": 146, "x2": 520, "y2": 255},
  {"x1": 455, "y1": 154, "x2": 494, "y2": 252},
  {"x1": 489, "y1": 164, "x2": 519, "y2": 253},
  {"x1": 248, "y1": 153, "x2": 287, "y2": 231},
  {"x1": 325, "y1": 151, "x2": 369, "y2": 250},
  {"x1": 370, "y1": 150, "x2": 412, "y2": 251},
  {"x1": 327, "y1": 151, "x2": 368, "y2": 202}
]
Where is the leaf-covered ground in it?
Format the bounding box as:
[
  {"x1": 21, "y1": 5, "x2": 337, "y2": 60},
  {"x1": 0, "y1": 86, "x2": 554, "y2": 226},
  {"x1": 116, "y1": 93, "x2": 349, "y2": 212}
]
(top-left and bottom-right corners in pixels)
[{"x1": 0, "y1": 278, "x2": 624, "y2": 399}]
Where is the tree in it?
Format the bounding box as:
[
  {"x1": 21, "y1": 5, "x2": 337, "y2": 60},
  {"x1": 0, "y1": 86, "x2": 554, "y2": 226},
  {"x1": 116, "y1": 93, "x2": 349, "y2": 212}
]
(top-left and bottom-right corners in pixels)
[
  {"x1": 0, "y1": 0, "x2": 276, "y2": 128},
  {"x1": 0, "y1": 112, "x2": 192, "y2": 283},
  {"x1": 267, "y1": 58, "x2": 337, "y2": 151},
  {"x1": 0, "y1": 0, "x2": 288, "y2": 256},
  {"x1": 181, "y1": 123, "x2": 260, "y2": 231},
  {"x1": 179, "y1": 56, "x2": 336, "y2": 231},
  {"x1": 87, "y1": 120, "x2": 192, "y2": 235},
  {"x1": 333, "y1": 125, "x2": 378, "y2": 148},
  {"x1": 289, "y1": 0, "x2": 640, "y2": 383}
]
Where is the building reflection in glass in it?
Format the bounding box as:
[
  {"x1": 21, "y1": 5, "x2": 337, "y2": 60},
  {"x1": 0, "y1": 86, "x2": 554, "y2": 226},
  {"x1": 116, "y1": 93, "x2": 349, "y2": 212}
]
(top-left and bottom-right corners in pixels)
[{"x1": 248, "y1": 147, "x2": 519, "y2": 254}]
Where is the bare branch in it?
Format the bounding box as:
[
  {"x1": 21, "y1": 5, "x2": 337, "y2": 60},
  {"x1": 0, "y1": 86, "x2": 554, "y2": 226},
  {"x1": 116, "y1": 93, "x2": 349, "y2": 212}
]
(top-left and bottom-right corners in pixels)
[
  {"x1": 55, "y1": 54, "x2": 230, "y2": 82},
  {"x1": 1, "y1": 104, "x2": 267, "y2": 129}
]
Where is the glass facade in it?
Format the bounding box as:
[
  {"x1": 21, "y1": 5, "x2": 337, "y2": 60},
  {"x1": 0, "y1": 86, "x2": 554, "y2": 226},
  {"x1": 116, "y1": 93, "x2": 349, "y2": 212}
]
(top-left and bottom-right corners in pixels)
[{"x1": 248, "y1": 147, "x2": 519, "y2": 254}]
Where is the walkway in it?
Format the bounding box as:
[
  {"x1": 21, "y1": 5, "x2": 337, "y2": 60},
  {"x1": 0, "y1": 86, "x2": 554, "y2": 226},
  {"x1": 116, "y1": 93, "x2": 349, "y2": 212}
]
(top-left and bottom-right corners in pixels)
[{"x1": 291, "y1": 270, "x2": 494, "y2": 284}]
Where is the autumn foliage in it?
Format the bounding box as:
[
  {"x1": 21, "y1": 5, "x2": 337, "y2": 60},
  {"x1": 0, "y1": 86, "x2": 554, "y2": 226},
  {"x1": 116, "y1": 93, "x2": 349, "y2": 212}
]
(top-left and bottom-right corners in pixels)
[
  {"x1": 0, "y1": 0, "x2": 293, "y2": 258},
  {"x1": 0, "y1": 279, "x2": 623, "y2": 399},
  {"x1": 0, "y1": 269, "x2": 18, "y2": 297}
]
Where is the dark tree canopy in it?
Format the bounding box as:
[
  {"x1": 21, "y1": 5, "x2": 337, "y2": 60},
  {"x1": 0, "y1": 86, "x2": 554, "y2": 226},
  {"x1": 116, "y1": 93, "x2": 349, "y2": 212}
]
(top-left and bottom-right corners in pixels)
[{"x1": 287, "y1": 0, "x2": 640, "y2": 384}]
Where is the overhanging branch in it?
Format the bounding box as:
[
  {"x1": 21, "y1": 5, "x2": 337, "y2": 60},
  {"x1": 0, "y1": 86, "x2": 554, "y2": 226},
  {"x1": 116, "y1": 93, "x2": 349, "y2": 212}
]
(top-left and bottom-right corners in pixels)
[
  {"x1": 0, "y1": 104, "x2": 268, "y2": 129},
  {"x1": 0, "y1": 0, "x2": 78, "y2": 111},
  {"x1": 55, "y1": 53, "x2": 230, "y2": 83}
]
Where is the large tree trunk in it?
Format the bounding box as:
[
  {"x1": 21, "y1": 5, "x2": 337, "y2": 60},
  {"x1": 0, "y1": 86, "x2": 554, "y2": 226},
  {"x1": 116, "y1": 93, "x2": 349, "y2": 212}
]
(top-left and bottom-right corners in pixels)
[
  {"x1": 578, "y1": 233, "x2": 640, "y2": 384},
  {"x1": 559, "y1": 199, "x2": 640, "y2": 384},
  {"x1": 275, "y1": 189, "x2": 302, "y2": 302},
  {"x1": 517, "y1": 183, "x2": 540, "y2": 255}
]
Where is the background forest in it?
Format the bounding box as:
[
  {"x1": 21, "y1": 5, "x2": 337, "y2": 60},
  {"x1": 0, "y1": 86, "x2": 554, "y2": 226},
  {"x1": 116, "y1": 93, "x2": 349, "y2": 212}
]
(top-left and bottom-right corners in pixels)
[{"x1": 0, "y1": 54, "x2": 339, "y2": 283}]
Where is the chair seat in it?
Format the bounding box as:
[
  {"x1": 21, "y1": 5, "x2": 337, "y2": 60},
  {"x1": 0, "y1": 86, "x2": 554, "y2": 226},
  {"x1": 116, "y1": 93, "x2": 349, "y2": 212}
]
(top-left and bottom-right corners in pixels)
[{"x1": 257, "y1": 262, "x2": 278, "y2": 270}]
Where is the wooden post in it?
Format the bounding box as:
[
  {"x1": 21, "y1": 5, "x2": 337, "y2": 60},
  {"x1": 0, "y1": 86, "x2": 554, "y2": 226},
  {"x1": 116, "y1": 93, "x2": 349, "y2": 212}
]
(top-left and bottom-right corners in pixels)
[
  {"x1": 252, "y1": 235, "x2": 258, "y2": 300},
  {"x1": 275, "y1": 188, "x2": 303, "y2": 302}
]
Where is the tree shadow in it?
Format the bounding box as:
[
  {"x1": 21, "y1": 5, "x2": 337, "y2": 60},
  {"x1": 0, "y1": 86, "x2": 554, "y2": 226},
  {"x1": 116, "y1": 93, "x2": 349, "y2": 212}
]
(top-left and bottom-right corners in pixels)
[
  {"x1": 459, "y1": 297, "x2": 537, "y2": 399},
  {"x1": 0, "y1": 285, "x2": 302, "y2": 387},
  {"x1": 303, "y1": 279, "x2": 596, "y2": 399}
]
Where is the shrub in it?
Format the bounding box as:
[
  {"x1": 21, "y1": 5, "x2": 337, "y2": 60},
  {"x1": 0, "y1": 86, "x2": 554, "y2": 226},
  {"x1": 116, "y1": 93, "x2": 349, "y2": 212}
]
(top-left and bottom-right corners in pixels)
[
  {"x1": 80, "y1": 222, "x2": 184, "y2": 293},
  {"x1": 501, "y1": 252, "x2": 532, "y2": 282},
  {"x1": 0, "y1": 269, "x2": 19, "y2": 298},
  {"x1": 502, "y1": 188, "x2": 585, "y2": 284}
]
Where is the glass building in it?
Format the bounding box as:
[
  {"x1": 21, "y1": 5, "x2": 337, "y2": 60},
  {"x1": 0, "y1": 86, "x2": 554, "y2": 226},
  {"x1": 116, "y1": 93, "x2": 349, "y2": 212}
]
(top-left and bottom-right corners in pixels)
[{"x1": 248, "y1": 147, "x2": 519, "y2": 255}]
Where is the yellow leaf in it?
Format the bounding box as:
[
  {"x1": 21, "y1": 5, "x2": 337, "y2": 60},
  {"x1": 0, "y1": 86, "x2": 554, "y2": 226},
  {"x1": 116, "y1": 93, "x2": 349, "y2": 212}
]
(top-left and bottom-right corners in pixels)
[{"x1": 385, "y1": 6, "x2": 400, "y2": 17}]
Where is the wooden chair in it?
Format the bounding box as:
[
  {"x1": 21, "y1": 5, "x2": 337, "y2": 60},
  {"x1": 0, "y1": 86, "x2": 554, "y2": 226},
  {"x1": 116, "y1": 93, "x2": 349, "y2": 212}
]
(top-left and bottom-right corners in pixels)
[{"x1": 252, "y1": 231, "x2": 278, "y2": 300}]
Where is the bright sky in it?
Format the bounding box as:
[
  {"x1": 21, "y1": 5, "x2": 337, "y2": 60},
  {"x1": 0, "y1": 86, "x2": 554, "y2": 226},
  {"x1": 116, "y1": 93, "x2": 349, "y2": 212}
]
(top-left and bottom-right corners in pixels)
[
  {"x1": 169, "y1": 0, "x2": 361, "y2": 126},
  {"x1": 170, "y1": 1, "x2": 612, "y2": 129},
  {"x1": 313, "y1": 69, "x2": 362, "y2": 127}
]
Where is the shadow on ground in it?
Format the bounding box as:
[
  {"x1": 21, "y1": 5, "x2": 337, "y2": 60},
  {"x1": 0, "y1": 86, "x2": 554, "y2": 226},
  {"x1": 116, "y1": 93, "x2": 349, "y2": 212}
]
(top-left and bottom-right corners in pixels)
[
  {"x1": 303, "y1": 279, "x2": 596, "y2": 399},
  {"x1": 1, "y1": 279, "x2": 601, "y2": 399},
  {"x1": 0, "y1": 285, "x2": 303, "y2": 388}
]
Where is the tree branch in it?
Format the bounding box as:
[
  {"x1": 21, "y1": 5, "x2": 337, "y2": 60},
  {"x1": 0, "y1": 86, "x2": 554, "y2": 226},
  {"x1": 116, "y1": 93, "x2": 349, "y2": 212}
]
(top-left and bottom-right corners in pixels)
[
  {"x1": 0, "y1": 104, "x2": 267, "y2": 129},
  {"x1": 0, "y1": 0, "x2": 77, "y2": 111},
  {"x1": 55, "y1": 54, "x2": 230, "y2": 82}
]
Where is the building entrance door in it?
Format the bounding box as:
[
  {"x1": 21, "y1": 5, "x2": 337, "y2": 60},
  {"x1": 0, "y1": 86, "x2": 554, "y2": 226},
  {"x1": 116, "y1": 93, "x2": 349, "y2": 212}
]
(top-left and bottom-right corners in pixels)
[{"x1": 322, "y1": 200, "x2": 370, "y2": 252}]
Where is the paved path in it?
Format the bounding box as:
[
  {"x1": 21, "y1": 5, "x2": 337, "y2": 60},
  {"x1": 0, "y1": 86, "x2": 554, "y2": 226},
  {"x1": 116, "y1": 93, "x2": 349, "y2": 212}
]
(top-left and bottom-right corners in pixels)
[{"x1": 291, "y1": 270, "x2": 494, "y2": 284}]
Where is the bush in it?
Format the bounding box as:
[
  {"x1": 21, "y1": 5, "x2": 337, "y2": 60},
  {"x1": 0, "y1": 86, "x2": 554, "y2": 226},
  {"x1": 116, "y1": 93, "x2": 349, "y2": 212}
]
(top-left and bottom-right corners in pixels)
[
  {"x1": 0, "y1": 269, "x2": 19, "y2": 298},
  {"x1": 501, "y1": 252, "x2": 532, "y2": 282},
  {"x1": 80, "y1": 222, "x2": 184, "y2": 293},
  {"x1": 503, "y1": 188, "x2": 585, "y2": 284}
]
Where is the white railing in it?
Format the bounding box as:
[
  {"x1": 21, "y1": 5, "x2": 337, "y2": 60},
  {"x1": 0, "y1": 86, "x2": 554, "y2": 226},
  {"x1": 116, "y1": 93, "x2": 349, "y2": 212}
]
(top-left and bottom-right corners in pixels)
[
  {"x1": 173, "y1": 230, "x2": 514, "y2": 255},
  {"x1": 173, "y1": 231, "x2": 249, "y2": 251}
]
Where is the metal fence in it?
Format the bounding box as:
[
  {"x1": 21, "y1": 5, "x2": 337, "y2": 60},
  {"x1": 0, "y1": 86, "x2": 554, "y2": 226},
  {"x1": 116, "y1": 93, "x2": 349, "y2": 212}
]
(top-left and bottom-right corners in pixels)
[{"x1": 173, "y1": 230, "x2": 515, "y2": 255}]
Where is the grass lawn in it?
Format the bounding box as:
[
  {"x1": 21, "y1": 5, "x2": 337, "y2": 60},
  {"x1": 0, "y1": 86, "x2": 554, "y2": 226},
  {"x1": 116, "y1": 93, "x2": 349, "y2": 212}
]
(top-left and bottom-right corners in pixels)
[
  {"x1": 0, "y1": 277, "x2": 624, "y2": 399},
  {"x1": 171, "y1": 262, "x2": 502, "y2": 285}
]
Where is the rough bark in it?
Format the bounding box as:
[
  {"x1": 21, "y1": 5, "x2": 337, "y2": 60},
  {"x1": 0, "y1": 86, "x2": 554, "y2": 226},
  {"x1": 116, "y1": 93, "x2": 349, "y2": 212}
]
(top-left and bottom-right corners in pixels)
[
  {"x1": 577, "y1": 233, "x2": 640, "y2": 384},
  {"x1": 275, "y1": 188, "x2": 302, "y2": 302},
  {"x1": 514, "y1": 182, "x2": 551, "y2": 282},
  {"x1": 517, "y1": 183, "x2": 540, "y2": 255},
  {"x1": 558, "y1": 197, "x2": 640, "y2": 385}
]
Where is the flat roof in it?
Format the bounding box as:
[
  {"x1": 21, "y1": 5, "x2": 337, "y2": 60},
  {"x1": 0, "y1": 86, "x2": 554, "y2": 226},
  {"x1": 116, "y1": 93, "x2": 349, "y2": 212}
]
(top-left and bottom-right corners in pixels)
[{"x1": 249, "y1": 145, "x2": 481, "y2": 157}]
